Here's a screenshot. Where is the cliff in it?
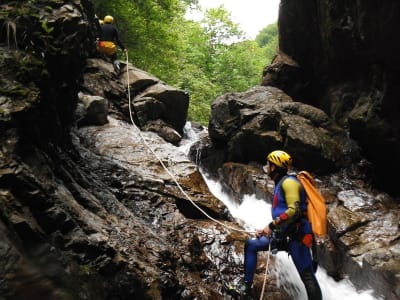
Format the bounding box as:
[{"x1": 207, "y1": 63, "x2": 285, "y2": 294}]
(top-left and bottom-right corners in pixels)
[
  {"x1": 1, "y1": 1, "x2": 399, "y2": 299},
  {"x1": 263, "y1": 0, "x2": 400, "y2": 196}
]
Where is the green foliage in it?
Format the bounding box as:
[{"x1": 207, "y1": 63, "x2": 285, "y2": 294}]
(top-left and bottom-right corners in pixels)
[
  {"x1": 91, "y1": 0, "x2": 278, "y2": 126},
  {"x1": 255, "y1": 23, "x2": 278, "y2": 66},
  {"x1": 202, "y1": 6, "x2": 245, "y2": 47},
  {"x1": 40, "y1": 21, "x2": 54, "y2": 33},
  {"x1": 255, "y1": 23, "x2": 278, "y2": 47},
  {"x1": 211, "y1": 40, "x2": 265, "y2": 93}
]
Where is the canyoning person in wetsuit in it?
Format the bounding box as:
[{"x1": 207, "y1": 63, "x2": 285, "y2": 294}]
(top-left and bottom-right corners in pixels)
[
  {"x1": 229, "y1": 150, "x2": 322, "y2": 300},
  {"x1": 96, "y1": 15, "x2": 127, "y2": 74}
]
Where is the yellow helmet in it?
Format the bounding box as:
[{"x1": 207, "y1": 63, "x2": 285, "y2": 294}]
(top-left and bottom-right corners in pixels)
[
  {"x1": 267, "y1": 150, "x2": 293, "y2": 169},
  {"x1": 104, "y1": 15, "x2": 114, "y2": 24}
]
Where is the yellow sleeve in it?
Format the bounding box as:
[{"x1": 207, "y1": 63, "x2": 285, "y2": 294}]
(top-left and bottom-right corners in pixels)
[
  {"x1": 282, "y1": 178, "x2": 301, "y2": 205},
  {"x1": 277, "y1": 178, "x2": 302, "y2": 226}
]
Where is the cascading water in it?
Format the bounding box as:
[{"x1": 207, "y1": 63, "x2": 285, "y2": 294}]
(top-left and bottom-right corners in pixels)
[
  {"x1": 205, "y1": 178, "x2": 379, "y2": 300},
  {"x1": 179, "y1": 122, "x2": 382, "y2": 300},
  {"x1": 179, "y1": 122, "x2": 199, "y2": 155}
]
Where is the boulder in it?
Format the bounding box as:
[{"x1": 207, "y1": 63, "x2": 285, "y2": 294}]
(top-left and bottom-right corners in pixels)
[{"x1": 202, "y1": 85, "x2": 360, "y2": 175}]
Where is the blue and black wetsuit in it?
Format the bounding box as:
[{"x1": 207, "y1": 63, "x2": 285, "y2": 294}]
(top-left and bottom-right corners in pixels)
[{"x1": 244, "y1": 175, "x2": 322, "y2": 300}]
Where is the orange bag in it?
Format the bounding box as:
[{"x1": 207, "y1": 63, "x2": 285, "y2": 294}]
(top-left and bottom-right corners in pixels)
[
  {"x1": 297, "y1": 171, "x2": 328, "y2": 238},
  {"x1": 96, "y1": 41, "x2": 117, "y2": 56}
]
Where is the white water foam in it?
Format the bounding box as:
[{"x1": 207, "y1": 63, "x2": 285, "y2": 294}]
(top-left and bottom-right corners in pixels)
[
  {"x1": 204, "y1": 176, "x2": 380, "y2": 300},
  {"x1": 178, "y1": 122, "x2": 381, "y2": 299}
]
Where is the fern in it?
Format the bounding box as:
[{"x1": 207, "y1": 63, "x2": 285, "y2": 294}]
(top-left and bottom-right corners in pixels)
[{"x1": 40, "y1": 21, "x2": 54, "y2": 34}]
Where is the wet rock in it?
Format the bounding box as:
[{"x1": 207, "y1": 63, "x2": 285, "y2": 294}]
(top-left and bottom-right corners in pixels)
[
  {"x1": 77, "y1": 92, "x2": 108, "y2": 126},
  {"x1": 264, "y1": 0, "x2": 400, "y2": 196},
  {"x1": 202, "y1": 85, "x2": 360, "y2": 175}
]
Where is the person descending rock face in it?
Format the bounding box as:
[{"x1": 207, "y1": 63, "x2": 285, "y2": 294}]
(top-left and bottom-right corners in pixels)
[
  {"x1": 96, "y1": 15, "x2": 127, "y2": 75},
  {"x1": 228, "y1": 150, "x2": 322, "y2": 300}
]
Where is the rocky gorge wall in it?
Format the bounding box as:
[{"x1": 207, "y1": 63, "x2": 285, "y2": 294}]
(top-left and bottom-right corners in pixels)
[
  {"x1": 1, "y1": 0, "x2": 400, "y2": 299},
  {"x1": 0, "y1": 1, "x2": 276, "y2": 299},
  {"x1": 262, "y1": 0, "x2": 400, "y2": 196}
]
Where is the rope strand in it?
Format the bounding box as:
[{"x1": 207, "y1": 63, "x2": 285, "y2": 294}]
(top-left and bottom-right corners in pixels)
[
  {"x1": 259, "y1": 242, "x2": 272, "y2": 300},
  {"x1": 124, "y1": 53, "x2": 254, "y2": 235},
  {"x1": 124, "y1": 54, "x2": 271, "y2": 299}
]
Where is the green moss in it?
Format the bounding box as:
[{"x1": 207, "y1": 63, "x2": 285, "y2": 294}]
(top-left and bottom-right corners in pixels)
[
  {"x1": 15, "y1": 54, "x2": 48, "y2": 82},
  {"x1": 80, "y1": 264, "x2": 93, "y2": 275},
  {"x1": 40, "y1": 21, "x2": 54, "y2": 34},
  {"x1": 0, "y1": 78, "x2": 39, "y2": 104},
  {"x1": 81, "y1": 264, "x2": 90, "y2": 272},
  {"x1": 0, "y1": 86, "x2": 29, "y2": 97}
]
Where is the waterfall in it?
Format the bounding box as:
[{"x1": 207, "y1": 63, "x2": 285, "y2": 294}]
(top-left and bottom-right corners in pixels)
[
  {"x1": 178, "y1": 122, "x2": 382, "y2": 300},
  {"x1": 204, "y1": 177, "x2": 380, "y2": 300},
  {"x1": 179, "y1": 121, "x2": 200, "y2": 156}
]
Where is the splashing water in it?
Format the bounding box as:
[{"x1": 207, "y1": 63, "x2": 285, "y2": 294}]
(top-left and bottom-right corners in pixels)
[
  {"x1": 178, "y1": 122, "x2": 381, "y2": 299},
  {"x1": 179, "y1": 122, "x2": 200, "y2": 156},
  {"x1": 204, "y1": 175, "x2": 380, "y2": 300}
]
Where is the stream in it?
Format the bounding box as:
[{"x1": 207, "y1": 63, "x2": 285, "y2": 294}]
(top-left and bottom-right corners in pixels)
[{"x1": 178, "y1": 121, "x2": 382, "y2": 300}]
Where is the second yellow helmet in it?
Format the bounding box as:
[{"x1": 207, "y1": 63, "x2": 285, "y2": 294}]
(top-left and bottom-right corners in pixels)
[{"x1": 104, "y1": 15, "x2": 114, "y2": 24}]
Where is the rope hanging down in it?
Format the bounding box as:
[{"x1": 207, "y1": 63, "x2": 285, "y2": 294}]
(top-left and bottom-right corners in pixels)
[
  {"x1": 125, "y1": 54, "x2": 271, "y2": 300},
  {"x1": 124, "y1": 53, "x2": 253, "y2": 235},
  {"x1": 259, "y1": 242, "x2": 272, "y2": 300}
]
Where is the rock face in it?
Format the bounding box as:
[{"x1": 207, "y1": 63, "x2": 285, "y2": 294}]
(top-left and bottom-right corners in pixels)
[
  {"x1": 196, "y1": 84, "x2": 399, "y2": 299},
  {"x1": 81, "y1": 59, "x2": 189, "y2": 144},
  {"x1": 194, "y1": 2, "x2": 400, "y2": 297},
  {"x1": 204, "y1": 85, "x2": 360, "y2": 174},
  {"x1": 262, "y1": 0, "x2": 400, "y2": 196},
  {"x1": 0, "y1": 2, "x2": 279, "y2": 299},
  {"x1": 1, "y1": 1, "x2": 400, "y2": 300}
]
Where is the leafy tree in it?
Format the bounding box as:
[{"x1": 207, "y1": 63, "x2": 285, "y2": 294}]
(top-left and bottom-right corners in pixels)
[
  {"x1": 173, "y1": 19, "x2": 216, "y2": 124},
  {"x1": 202, "y1": 6, "x2": 245, "y2": 48},
  {"x1": 255, "y1": 23, "x2": 278, "y2": 67},
  {"x1": 212, "y1": 40, "x2": 265, "y2": 94},
  {"x1": 255, "y1": 23, "x2": 278, "y2": 47},
  {"x1": 92, "y1": 0, "x2": 189, "y2": 79},
  {"x1": 91, "y1": 0, "x2": 278, "y2": 126}
]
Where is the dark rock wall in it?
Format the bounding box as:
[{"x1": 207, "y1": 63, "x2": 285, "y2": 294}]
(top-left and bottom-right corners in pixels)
[
  {"x1": 0, "y1": 2, "x2": 252, "y2": 299},
  {"x1": 263, "y1": 0, "x2": 400, "y2": 196},
  {"x1": 2, "y1": 0, "x2": 400, "y2": 299},
  {"x1": 0, "y1": 0, "x2": 98, "y2": 147}
]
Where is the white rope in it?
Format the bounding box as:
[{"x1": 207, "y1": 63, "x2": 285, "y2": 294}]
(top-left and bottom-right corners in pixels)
[
  {"x1": 259, "y1": 242, "x2": 272, "y2": 300},
  {"x1": 124, "y1": 53, "x2": 254, "y2": 235}
]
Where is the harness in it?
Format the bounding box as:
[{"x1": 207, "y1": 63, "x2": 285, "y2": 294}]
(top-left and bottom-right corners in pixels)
[{"x1": 272, "y1": 175, "x2": 312, "y2": 249}]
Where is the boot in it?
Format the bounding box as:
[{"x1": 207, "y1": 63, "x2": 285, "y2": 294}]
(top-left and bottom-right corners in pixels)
[
  {"x1": 300, "y1": 267, "x2": 322, "y2": 300},
  {"x1": 225, "y1": 281, "x2": 253, "y2": 299},
  {"x1": 113, "y1": 60, "x2": 121, "y2": 76}
]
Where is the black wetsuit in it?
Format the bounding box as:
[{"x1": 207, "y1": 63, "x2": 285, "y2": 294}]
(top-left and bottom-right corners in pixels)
[{"x1": 98, "y1": 23, "x2": 125, "y2": 61}]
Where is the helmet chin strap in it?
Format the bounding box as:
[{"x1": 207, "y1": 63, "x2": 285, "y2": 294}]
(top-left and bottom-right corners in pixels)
[
  {"x1": 269, "y1": 168, "x2": 279, "y2": 182},
  {"x1": 271, "y1": 168, "x2": 286, "y2": 183}
]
